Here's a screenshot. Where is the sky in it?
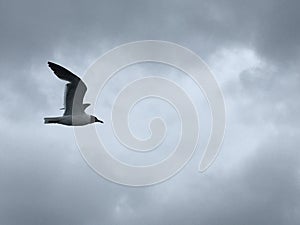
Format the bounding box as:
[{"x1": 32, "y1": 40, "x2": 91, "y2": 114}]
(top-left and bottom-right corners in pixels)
[{"x1": 0, "y1": 0, "x2": 300, "y2": 224}]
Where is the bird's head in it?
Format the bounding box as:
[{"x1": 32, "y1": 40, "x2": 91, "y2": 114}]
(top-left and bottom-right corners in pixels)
[{"x1": 91, "y1": 116, "x2": 104, "y2": 124}]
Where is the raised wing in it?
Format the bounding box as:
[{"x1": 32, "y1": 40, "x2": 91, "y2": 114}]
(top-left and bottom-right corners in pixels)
[
  {"x1": 48, "y1": 62, "x2": 80, "y2": 83},
  {"x1": 48, "y1": 62, "x2": 88, "y2": 115}
]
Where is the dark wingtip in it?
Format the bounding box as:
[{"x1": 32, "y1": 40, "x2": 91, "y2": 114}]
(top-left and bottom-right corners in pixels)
[{"x1": 48, "y1": 61, "x2": 54, "y2": 67}]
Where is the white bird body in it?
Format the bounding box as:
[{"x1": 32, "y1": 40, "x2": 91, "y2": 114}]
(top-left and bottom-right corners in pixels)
[
  {"x1": 45, "y1": 114, "x2": 93, "y2": 126},
  {"x1": 44, "y1": 62, "x2": 103, "y2": 126}
]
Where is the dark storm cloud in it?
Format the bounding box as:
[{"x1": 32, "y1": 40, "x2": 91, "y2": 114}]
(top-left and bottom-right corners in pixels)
[
  {"x1": 0, "y1": 0, "x2": 299, "y2": 224},
  {"x1": 1, "y1": 0, "x2": 299, "y2": 67},
  {"x1": 239, "y1": 66, "x2": 300, "y2": 126}
]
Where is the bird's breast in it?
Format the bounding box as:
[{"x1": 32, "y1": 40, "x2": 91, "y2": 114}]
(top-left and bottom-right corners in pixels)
[{"x1": 70, "y1": 114, "x2": 91, "y2": 126}]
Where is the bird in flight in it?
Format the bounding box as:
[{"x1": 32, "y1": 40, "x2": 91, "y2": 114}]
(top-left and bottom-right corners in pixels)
[{"x1": 44, "y1": 62, "x2": 104, "y2": 126}]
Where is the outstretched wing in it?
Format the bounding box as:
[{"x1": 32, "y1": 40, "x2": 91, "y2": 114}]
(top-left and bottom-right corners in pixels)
[{"x1": 48, "y1": 62, "x2": 88, "y2": 115}]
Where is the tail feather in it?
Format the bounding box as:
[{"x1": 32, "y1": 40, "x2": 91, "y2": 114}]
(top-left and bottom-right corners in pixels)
[{"x1": 44, "y1": 117, "x2": 60, "y2": 124}]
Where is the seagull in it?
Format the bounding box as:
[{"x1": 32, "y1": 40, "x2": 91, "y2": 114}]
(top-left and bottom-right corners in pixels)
[{"x1": 44, "y1": 62, "x2": 104, "y2": 126}]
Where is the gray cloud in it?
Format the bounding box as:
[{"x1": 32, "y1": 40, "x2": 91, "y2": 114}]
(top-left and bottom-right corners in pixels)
[
  {"x1": 1, "y1": 0, "x2": 299, "y2": 68},
  {"x1": 0, "y1": 0, "x2": 299, "y2": 224}
]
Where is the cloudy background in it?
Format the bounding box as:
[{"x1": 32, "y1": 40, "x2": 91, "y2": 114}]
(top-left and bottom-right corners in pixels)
[{"x1": 0, "y1": 0, "x2": 300, "y2": 224}]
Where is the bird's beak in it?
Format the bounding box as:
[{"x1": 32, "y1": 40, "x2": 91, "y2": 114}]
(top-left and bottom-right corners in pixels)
[{"x1": 96, "y1": 118, "x2": 104, "y2": 123}]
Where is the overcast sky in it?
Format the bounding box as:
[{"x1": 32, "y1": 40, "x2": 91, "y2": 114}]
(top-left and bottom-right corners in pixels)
[{"x1": 0, "y1": 0, "x2": 300, "y2": 224}]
